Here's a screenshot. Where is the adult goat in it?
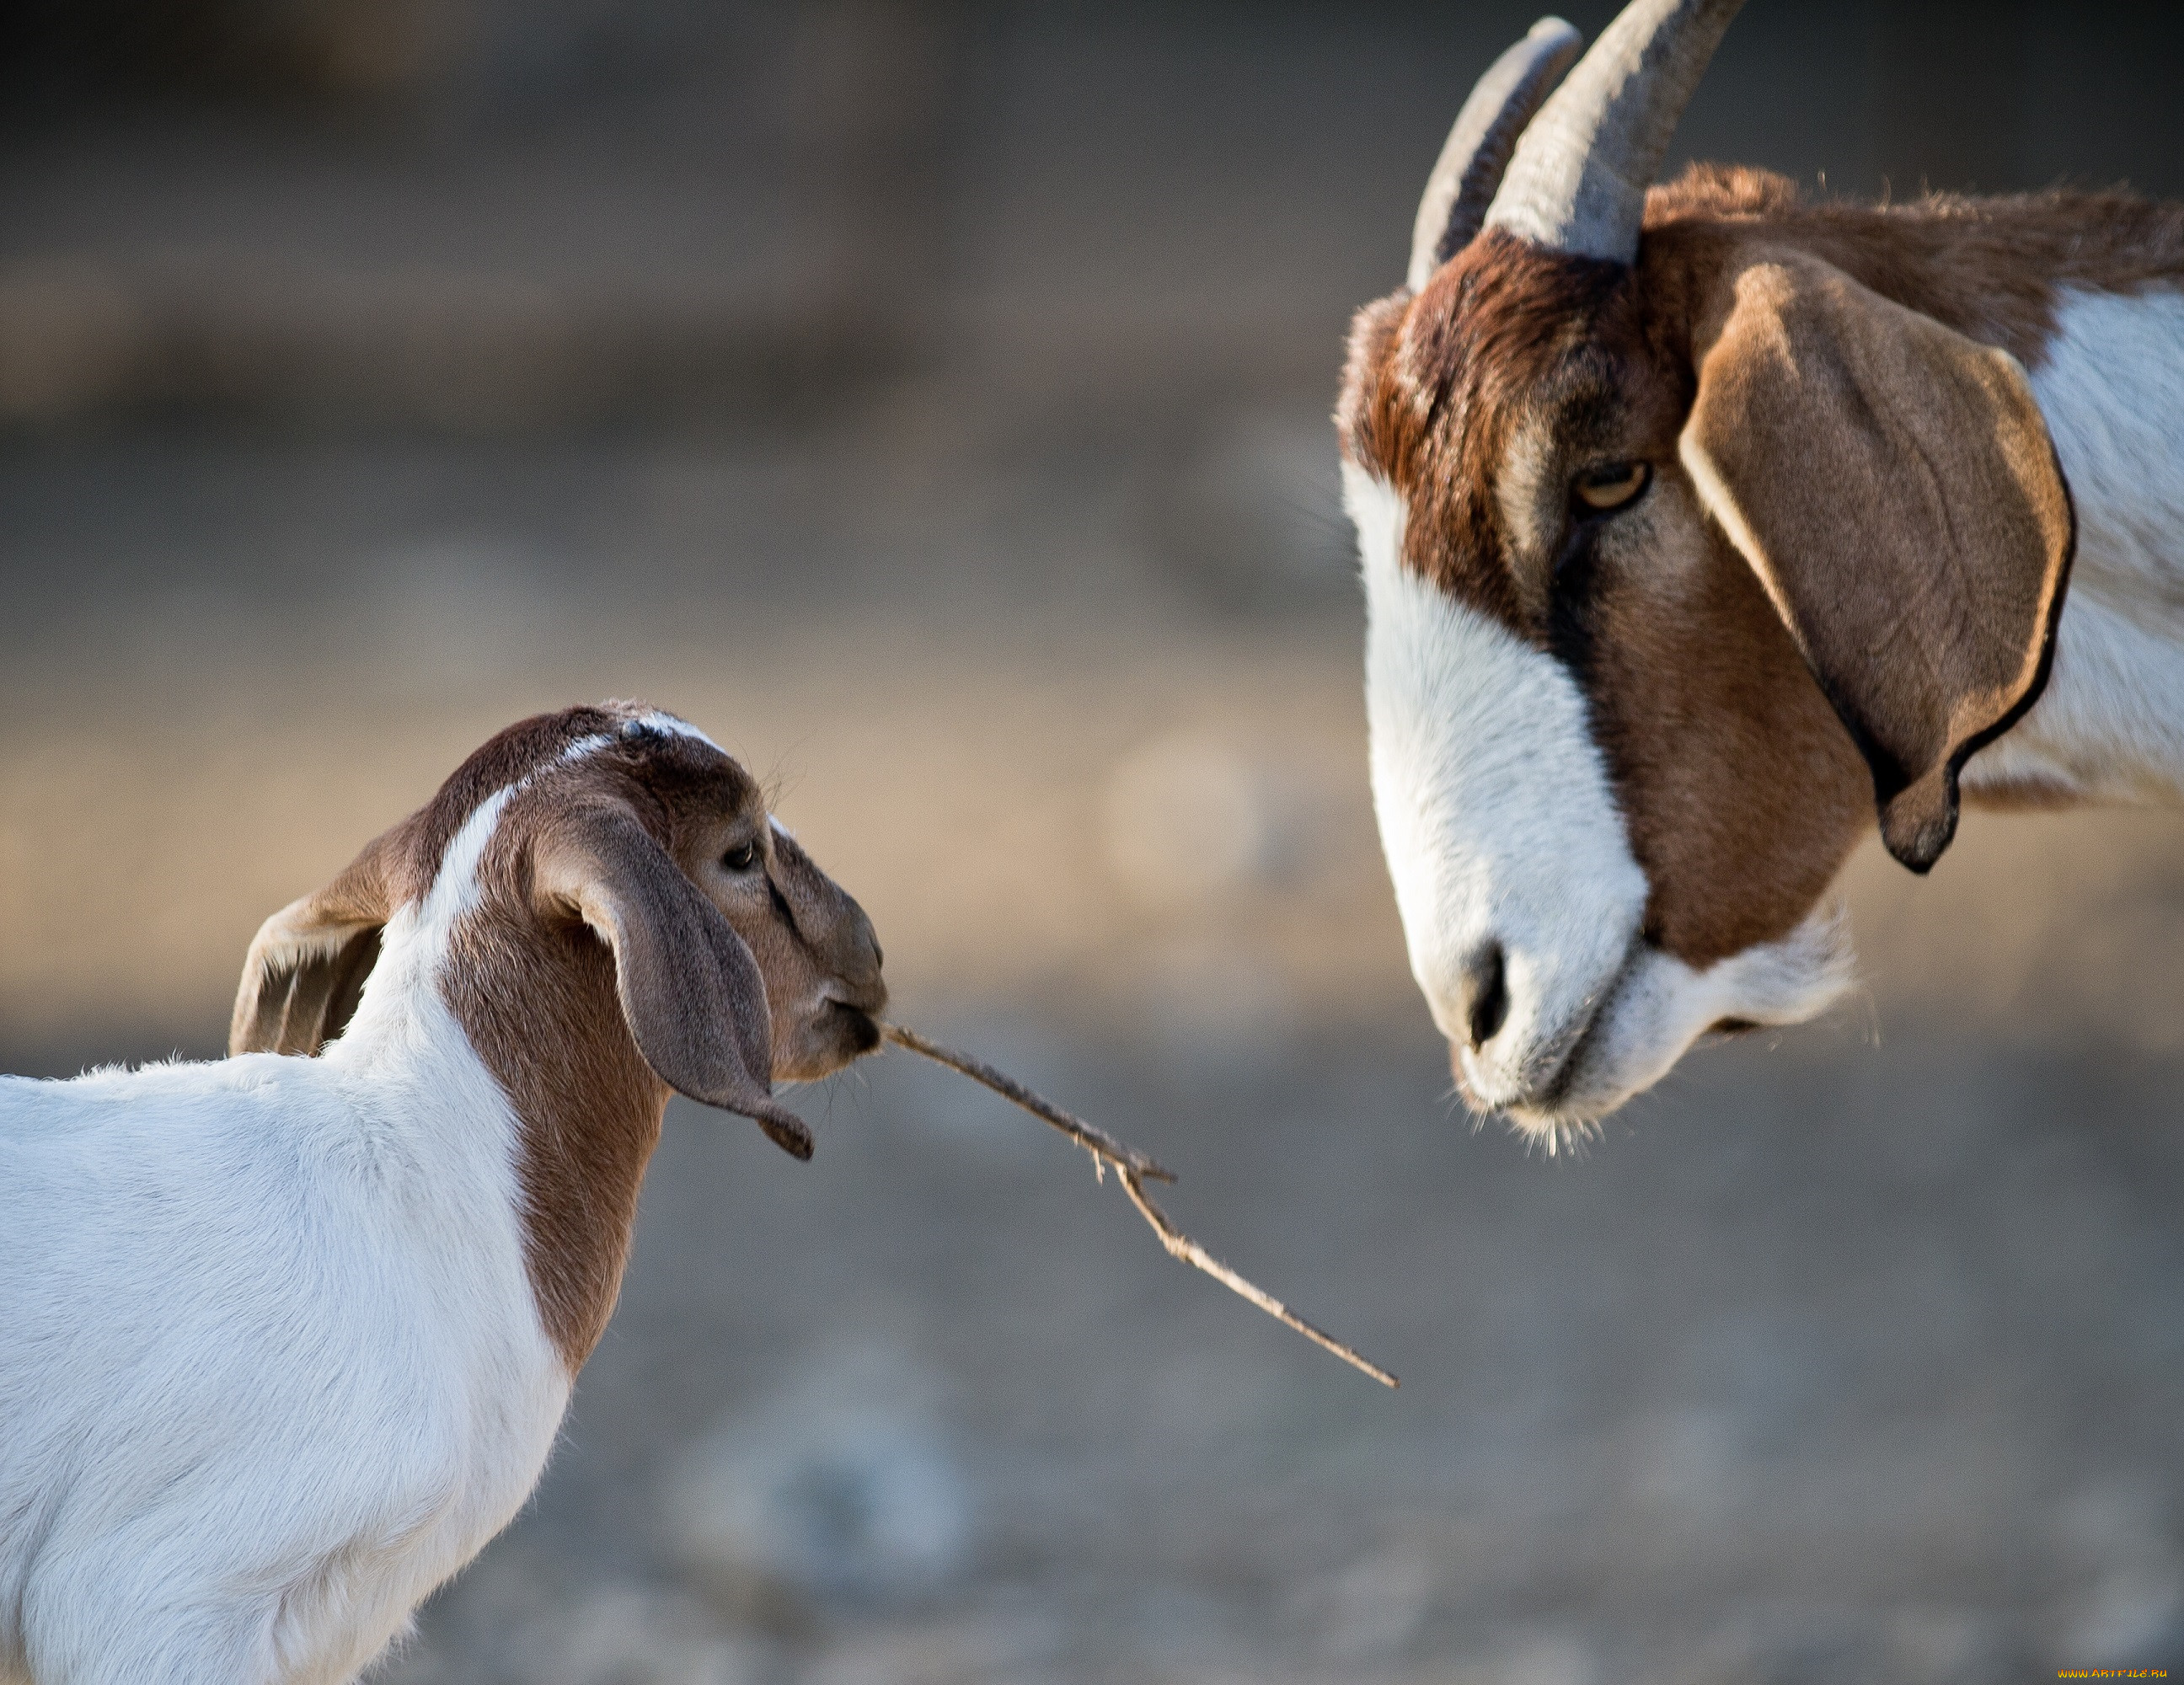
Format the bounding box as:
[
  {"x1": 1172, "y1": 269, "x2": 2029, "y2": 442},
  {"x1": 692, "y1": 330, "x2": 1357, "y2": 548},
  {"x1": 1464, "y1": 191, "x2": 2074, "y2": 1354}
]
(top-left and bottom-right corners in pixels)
[{"x1": 1342, "y1": 0, "x2": 2184, "y2": 1136}]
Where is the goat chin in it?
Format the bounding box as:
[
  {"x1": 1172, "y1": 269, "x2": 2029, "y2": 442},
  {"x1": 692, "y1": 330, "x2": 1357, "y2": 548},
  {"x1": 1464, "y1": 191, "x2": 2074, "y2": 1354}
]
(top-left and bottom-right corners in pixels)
[{"x1": 1496, "y1": 903, "x2": 1856, "y2": 1138}]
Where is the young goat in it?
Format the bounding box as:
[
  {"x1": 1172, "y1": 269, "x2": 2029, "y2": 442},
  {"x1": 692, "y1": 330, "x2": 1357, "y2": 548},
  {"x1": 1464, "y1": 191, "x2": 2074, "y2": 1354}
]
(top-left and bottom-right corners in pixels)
[{"x1": 0, "y1": 702, "x2": 885, "y2": 1684}]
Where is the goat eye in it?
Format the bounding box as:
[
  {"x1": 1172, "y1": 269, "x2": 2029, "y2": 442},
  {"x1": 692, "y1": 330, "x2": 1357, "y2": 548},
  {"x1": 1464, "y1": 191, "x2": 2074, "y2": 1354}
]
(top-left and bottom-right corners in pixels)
[
  {"x1": 1574, "y1": 461, "x2": 1649, "y2": 512},
  {"x1": 721, "y1": 841, "x2": 760, "y2": 872}
]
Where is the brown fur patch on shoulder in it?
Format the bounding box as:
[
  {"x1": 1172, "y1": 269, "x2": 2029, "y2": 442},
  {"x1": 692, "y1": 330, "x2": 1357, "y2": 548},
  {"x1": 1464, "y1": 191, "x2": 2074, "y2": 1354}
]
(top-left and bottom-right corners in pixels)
[
  {"x1": 447, "y1": 729, "x2": 763, "y2": 1372},
  {"x1": 448, "y1": 875, "x2": 664, "y2": 1372}
]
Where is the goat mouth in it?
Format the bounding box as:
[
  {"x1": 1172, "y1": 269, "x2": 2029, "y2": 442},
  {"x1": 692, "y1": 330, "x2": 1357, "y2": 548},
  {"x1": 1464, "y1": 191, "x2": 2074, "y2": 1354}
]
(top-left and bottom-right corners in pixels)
[
  {"x1": 776, "y1": 1002, "x2": 884, "y2": 1084},
  {"x1": 1497, "y1": 933, "x2": 1646, "y2": 1123},
  {"x1": 827, "y1": 1001, "x2": 883, "y2": 1056}
]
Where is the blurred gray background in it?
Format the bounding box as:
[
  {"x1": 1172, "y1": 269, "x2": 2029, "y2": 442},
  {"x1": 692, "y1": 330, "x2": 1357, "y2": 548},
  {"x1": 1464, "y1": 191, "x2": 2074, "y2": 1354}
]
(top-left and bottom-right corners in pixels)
[{"x1": 4, "y1": 3, "x2": 2184, "y2": 1681}]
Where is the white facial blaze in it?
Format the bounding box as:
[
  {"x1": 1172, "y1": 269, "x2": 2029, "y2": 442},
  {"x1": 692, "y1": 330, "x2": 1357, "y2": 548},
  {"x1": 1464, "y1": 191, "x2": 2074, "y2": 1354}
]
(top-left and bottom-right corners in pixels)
[
  {"x1": 1349, "y1": 463, "x2": 1647, "y2": 1094},
  {"x1": 639, "y1": 710, "x2": 725, "y2": 752},
  {"x1": 1346, "y1": 462, "x2": 1850, "y2": 1124}
]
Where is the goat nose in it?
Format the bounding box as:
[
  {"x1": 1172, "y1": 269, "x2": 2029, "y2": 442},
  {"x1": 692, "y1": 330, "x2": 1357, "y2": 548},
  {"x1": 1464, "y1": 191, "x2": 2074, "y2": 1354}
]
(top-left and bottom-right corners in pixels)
[
  {"x1": 1456, "y1": 941, "x2": 1509, "y2": 1051},
  {"x1": 840, "y1": 906, "x2": 884, "y2": 989}
]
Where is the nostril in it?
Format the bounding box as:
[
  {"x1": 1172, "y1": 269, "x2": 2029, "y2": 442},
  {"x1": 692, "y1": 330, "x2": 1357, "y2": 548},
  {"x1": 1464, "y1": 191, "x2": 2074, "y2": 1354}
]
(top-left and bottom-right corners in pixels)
[{"x1": 1464, "y1": 942, "x2": 1509, "y2": 1051}]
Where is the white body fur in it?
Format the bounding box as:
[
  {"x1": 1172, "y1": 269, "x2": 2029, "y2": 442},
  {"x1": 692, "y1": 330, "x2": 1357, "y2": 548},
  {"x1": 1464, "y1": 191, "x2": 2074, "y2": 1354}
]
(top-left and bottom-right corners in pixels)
[
  {"x1": 1969, "y1": 286, "x2": 2184, "y2": 805},
  {"x1": 1352, "y1": 288, "x2": 2184, "y2": 1129},
  {"x1": 0, "y1": 800, "x2": 565, "y2": 1682}
]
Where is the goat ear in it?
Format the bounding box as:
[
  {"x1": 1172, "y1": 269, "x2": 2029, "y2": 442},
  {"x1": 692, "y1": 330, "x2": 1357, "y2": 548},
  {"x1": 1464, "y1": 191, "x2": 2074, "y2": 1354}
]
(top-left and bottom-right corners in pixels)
[
  {"x1": 229, "y1": 836, "x2": 393, "y2": 1056},
  {"x1": 533, "y1": 805, "x2": 812, "y2": 1160},
  {"x1": 1681, "y1": 250, "x2": 2074, "y2": 872}
]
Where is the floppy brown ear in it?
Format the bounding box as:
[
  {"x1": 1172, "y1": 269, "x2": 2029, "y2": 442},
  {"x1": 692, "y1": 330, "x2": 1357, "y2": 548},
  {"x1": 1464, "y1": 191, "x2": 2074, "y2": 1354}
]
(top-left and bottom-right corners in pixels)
[
  {"x1": 533, "y1": 804, "x2": 812, "y2": 1160},
  {"x1": 1681, "y1": 249, "x2": 2074, "y2": 872},
  {"x1": 230, "y1": 835, "x2": 393, "y2": 1056}
]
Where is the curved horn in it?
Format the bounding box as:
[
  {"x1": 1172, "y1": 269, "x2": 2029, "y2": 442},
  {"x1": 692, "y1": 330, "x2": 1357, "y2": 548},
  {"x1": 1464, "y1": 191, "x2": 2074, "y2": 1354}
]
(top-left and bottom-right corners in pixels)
[
  {"x1": 1483, "y1": 0, "x2": 1745, "y2": 263},
  {"x1": 1407, "y1": 18, "x2": 1585, "y2": 291}
]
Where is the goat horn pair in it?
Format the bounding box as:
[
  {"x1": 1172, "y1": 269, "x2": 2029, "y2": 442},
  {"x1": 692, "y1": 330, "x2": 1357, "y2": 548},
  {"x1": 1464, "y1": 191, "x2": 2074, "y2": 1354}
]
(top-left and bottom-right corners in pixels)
[{"x1": 1410, "y1": 0, "x2": 1746, "y2": 284}]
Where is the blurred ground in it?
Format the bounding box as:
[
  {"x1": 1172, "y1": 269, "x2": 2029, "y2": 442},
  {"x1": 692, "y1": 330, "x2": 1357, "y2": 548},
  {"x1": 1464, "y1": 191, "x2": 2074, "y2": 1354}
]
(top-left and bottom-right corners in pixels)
[{"x1": 3, "y1": 3, "x2": 2184, "y2": 1682}]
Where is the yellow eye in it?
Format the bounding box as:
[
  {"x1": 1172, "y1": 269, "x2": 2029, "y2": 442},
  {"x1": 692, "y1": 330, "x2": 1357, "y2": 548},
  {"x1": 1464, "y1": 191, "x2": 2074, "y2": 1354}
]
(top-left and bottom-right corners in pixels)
[{"x1": 1575, "y1": 461, "x2": 1649, "y2": 512}]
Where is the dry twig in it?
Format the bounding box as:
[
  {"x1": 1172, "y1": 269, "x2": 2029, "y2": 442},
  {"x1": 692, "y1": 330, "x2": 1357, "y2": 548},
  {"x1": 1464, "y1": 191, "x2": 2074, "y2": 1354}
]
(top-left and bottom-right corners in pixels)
[{"x1": 881, "y1": 1022, "x2": 1397, "y2": 1389}]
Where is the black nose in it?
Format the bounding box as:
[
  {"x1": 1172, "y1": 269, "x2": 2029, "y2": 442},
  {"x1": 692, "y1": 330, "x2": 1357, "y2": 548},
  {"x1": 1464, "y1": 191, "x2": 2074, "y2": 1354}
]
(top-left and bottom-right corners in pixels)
[
  {"x1": 1459, "y1": 942, "x2": 1509, "y2": 1050},
  {"x1": 838, "y1": 1003, "x2": 884, "y2": 1055}
]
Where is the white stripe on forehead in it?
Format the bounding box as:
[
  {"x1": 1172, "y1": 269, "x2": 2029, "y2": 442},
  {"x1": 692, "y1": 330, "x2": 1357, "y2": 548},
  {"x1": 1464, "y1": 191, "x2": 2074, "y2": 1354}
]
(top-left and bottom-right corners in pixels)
[
  {"x1": 560, "y1": 730, "x2": 616, "y2": 765},
  {"x1": 631, "y1": 711, "x2": 722, "y2": 752}
]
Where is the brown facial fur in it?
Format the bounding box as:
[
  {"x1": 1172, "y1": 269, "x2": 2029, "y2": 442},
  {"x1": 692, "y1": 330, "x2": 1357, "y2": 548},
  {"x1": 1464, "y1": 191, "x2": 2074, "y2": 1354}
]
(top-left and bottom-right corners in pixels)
[
  {"x1": 231, "y1": 703, "x2": 886, "y2": 1372},
  {"x1": 1339, "y1": 165, "x2": 2184, "y2": 968}
]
